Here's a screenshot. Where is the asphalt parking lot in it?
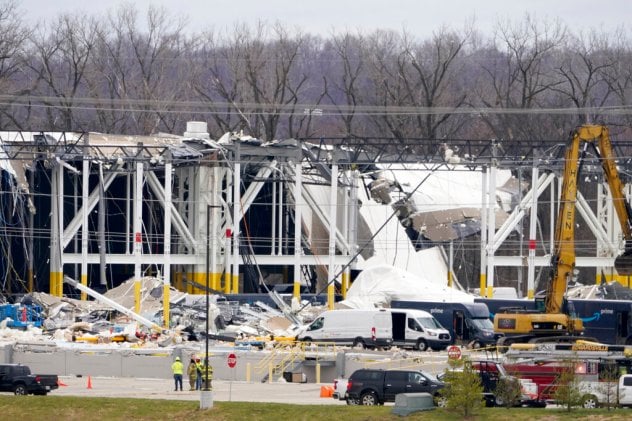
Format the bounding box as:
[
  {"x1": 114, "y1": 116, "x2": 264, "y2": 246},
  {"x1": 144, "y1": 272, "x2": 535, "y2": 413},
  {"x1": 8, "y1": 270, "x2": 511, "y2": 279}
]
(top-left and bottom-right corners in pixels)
[{"x1": 53, "y1": 375, "x2": 346, "y2": 405}]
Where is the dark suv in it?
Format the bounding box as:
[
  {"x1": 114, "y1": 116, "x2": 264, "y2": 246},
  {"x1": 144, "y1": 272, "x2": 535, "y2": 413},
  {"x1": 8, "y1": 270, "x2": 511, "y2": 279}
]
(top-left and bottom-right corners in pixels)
[{"x1": 346, "y1": 369, "x2": 445, "y2": 406}]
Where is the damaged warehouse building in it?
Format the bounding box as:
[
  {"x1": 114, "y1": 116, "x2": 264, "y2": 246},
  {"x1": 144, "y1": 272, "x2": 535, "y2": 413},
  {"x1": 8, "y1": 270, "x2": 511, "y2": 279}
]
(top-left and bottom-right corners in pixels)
[{"x1": 1, "y1": 122, "x2": 630, "y2": 381}]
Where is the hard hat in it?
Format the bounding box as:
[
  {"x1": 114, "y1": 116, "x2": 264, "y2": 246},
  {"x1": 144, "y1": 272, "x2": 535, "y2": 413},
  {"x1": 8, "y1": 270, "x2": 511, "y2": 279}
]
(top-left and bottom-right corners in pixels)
[{"x1": 175, "y1": 357, "x2": 180, "y2": 361}]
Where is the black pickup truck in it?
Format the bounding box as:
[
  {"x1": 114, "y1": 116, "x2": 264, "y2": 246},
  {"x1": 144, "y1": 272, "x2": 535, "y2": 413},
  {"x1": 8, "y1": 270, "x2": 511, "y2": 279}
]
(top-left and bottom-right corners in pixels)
[
  {"x1": 346, "y1": 368, "x2": 445, "y2": 406},
  {"x1": 0, "y1": 364, "x2": 58, "y2": 395}
]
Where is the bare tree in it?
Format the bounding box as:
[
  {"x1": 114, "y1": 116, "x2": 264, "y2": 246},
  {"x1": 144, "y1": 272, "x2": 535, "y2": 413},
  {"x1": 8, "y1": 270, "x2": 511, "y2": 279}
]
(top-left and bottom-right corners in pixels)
[
  {"x1": 363, "y1": 27, "x2": 471, "y2": 145},
  {"x1": 601, "y1": 27, "x2": 632, "y2": 128},
  {"x1": 325, "y1": 31, "x2": 367, "y2": 137},
  {"x1": 241, "y1": 23, "x2": 312, "y2": 140},
  {"x1": 24, "y1": 12, "x2": 99, "y2": 130},
  {"x1": 90, "y1": 4, "x2": 189, "y2": 135},
  {"x1": 285, "y1": 34, "x2": 328, "y2": 139},
  {"x1": 0, "y1": 0, "x2": 31, "y2": 128},
  {"x1": 477, "y1": 15, "x2": 568, "y2": 140},
  {"x1": 87, "y1": 18, "x2": 133, "y2": 134},
  {"x1": 192, "y1": 22, "x2": 314, "y2": 140},
  {"x1": 363, "y1": 29, "x2": 404, "y2": 139},
  {"x1": 401, "y1": 26, "x2": 471, "y2": 140},
  {"x1": 1, "y1": 8, "x2": 631, "y2": 141},
  {"x1": 550, "y1": 29, "x2": 615, "y2": 125},
  {"x1": 190, "y1": 28, "x2": 249, "y2": 136}
]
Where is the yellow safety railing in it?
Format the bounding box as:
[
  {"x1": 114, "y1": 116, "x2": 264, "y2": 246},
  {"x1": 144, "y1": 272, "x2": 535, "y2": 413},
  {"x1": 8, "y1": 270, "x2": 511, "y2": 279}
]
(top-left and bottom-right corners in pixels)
[
  {"x1": 254, "y1": 341, "x2": 305, "y2": 376},
  {"x1": 254, "y1": 345, "x2": 281, "y2": 374},
  {"x1": 253, "y1": 340, "x2": 339, "y2": 378},
  {"x1": 274, "y1": 345, "x2": 305, "y2": 375}
]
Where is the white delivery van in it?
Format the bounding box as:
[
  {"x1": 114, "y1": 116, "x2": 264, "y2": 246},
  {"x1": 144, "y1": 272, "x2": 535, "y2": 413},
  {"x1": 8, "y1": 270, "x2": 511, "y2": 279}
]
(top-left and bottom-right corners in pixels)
[
  {"x1": 297, "y1": 309, "x2": 393, "y2": 349},
  {"x1": 388, "y1": 309, "x2": 451, "y2": 351}
]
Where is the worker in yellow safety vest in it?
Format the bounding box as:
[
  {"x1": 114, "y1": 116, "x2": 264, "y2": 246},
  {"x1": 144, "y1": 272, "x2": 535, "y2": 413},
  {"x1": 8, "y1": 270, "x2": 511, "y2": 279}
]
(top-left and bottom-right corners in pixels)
[
  {"x1": 171, "y1": 356, "x2": 184, "y2": 391},
  {"x1": 201, "y1": 362, "x2": 213, "y2": 390}
]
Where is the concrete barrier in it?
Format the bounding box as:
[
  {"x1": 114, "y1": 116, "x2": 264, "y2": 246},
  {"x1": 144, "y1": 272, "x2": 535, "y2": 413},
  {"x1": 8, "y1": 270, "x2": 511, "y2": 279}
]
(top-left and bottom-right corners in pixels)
[
  {"x1": 4, "y1": 342, "x2": 449, "y2": 383},
  {"x1": 391, "y1": 392, "x2": 436, "y2": 416}
]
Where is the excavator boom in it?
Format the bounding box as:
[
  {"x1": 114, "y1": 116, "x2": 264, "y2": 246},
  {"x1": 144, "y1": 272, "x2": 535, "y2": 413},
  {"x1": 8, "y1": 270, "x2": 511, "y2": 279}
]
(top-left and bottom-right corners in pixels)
[
  {"x1": 595, "y1": 127, "x2": 632, "y2": 275},
  {"x1": 495, "y1": 124, "x2": 632, "y2": 343},
  {"x1": 546, "y1": 125, "x2": 632, "y2": 313}
]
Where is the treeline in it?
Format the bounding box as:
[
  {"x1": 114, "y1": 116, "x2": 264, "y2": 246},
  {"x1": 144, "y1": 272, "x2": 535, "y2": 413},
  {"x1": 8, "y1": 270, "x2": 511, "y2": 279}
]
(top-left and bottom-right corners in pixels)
[{"x1": 1, "y1": 1, "x2": 631, "y2": 140}]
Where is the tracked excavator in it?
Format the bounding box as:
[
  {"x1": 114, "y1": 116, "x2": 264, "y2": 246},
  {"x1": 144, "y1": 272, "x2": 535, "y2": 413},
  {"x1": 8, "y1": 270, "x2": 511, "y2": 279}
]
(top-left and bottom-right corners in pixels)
[{"x1": 494, "y1": 125, "x2": 632, "y2": 347}]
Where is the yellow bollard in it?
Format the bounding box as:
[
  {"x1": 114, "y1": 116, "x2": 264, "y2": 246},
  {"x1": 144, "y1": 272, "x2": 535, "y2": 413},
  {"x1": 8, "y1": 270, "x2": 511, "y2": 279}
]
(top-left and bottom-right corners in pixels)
[
  {"x1": 268, "y1": 362, "x2": 273, "y2": 384},
  {"x1": 316, "y1": 363, "x2": 321, "y2": 384},
  {"x1": 246, "y1": 362, "x2": 251, "y2": 383}
]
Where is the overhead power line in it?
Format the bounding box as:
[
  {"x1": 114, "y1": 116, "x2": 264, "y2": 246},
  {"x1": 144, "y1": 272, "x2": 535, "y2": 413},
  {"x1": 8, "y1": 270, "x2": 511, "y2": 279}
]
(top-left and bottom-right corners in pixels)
[{"x1": 1, "y1": 94, "x2": 632, "y2": 116}]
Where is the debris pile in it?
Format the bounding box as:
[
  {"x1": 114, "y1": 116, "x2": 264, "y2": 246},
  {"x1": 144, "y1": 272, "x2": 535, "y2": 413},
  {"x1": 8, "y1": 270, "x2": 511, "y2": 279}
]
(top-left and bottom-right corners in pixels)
[
  {"x1": 0, "y1": 276, "x2": 322, "y2": 350},
  {"x1": 566, "y1": 280, "x2": 632, "y2": 300}
]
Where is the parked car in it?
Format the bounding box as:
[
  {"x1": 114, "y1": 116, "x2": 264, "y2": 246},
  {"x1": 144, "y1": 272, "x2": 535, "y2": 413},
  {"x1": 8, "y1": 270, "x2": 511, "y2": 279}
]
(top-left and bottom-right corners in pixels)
[
  {"x1": 346, "y1": 368, "x2": 445, "y2": 406},
  {"x1": 0, "y1": 364, "x2": 58, "y2": 395}
]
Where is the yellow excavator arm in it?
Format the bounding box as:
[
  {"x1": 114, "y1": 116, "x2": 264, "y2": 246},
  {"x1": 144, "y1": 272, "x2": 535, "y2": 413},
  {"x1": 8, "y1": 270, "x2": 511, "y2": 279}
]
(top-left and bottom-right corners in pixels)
[
  {"x1": 493, "y1": 124, "x2": 632, "y2": 342},
  {"x1": 545, "y1": 125, "x2": 632, "y2": 314}
]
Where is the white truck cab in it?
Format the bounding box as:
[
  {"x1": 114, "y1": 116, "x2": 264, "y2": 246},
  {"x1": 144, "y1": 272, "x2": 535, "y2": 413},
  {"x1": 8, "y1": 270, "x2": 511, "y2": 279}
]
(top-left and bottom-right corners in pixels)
[
  {"x1": 574, "y1": 373, "x2": 632, "y2": 408},
  {"x1": 619, "y1": 374, "x2": 632, "y2": 407}
]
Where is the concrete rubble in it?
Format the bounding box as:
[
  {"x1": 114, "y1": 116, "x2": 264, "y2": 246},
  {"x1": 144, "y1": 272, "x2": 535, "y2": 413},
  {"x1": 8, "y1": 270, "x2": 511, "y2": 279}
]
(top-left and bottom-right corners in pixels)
[
  {"x1": 4, "y1": 273, "x2": 629, "y2": 352},
  {"x1": 0, "y1": 276, "x2": 329, "y2": 351},
  {"x1": 0, "y1": 265, "x2": 475, "y2": 352}
]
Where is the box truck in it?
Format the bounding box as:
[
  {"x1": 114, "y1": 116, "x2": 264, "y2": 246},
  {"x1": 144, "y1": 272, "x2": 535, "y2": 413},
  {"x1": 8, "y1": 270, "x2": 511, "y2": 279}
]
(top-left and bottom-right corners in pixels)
[{"x1": 297, "y1": 309, "x2": 393, "y2": 349}]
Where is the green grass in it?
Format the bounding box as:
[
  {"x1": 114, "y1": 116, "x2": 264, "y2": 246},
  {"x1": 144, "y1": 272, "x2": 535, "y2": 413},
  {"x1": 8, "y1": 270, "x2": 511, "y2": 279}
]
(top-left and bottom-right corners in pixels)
[{"x1": 0, "y1": 396, "x2": 631, "y2": 420}]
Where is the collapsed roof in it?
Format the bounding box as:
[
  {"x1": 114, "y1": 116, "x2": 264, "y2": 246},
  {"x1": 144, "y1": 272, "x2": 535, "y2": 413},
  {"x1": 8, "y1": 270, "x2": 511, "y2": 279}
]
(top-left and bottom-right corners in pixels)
[{"x1": 339, "y1": 264, "x2": 474, "y2": 309}]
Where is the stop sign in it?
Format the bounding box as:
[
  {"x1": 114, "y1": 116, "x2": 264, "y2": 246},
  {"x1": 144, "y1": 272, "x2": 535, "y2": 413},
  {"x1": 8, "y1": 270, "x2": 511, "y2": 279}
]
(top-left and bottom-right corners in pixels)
[
  {"x1": 447, "y1": 345, "x2": 462, "y2": 360},
  {"x1": 227, "y1": 352, "x2": 237, "y2": 368}
]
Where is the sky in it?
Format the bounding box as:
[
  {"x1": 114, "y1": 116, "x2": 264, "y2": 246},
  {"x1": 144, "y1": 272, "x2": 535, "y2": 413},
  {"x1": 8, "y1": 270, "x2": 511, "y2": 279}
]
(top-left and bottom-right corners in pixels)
[{"x1": 20, "y1": 0, "x2": 630, "y2": 39}]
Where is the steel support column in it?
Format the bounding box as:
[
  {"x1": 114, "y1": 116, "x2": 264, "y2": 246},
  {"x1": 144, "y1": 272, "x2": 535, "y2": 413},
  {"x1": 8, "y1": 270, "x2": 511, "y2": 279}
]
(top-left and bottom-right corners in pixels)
[
  {"x1": 163, "y1": 160, "x2": 172, "y2": 328},
  {"x1": 479, "y1": 167, "x2": 487, "y2": 297},
  {"x1": 293, "y1": 161, "x2": 303, "y2": 299},
  {"x1": 49, "y1": 165, "x2": 62, "y2": 296},
  {"x1": 231, "y1": 148, "x2": 241, "y2": 294},
  {"x1": 486, "y1": 164, "x2": 496, "y2": 298},
  {"x1": 527, "y1": 166, "x2": 539, "y2": 298},
  {"x1": 133, "y1": 162, "x2": 143, "y2": 314},
  {"x1": 81, "y1": 155, "x2": 89, "y2": 300},
  {"x1": 327, "y1": 162, "x2": 338, "y2": 309}
]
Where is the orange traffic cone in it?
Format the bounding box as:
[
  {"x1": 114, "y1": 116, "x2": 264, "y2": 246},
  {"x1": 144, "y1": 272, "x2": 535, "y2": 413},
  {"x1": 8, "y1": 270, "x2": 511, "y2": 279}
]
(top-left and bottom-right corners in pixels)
[
  {"x1": 87, "y1": 376, "x2": 92, "y2": 389},
  {"x1": 57, "y1": 379, "x2": 68, "y2": 387}
]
